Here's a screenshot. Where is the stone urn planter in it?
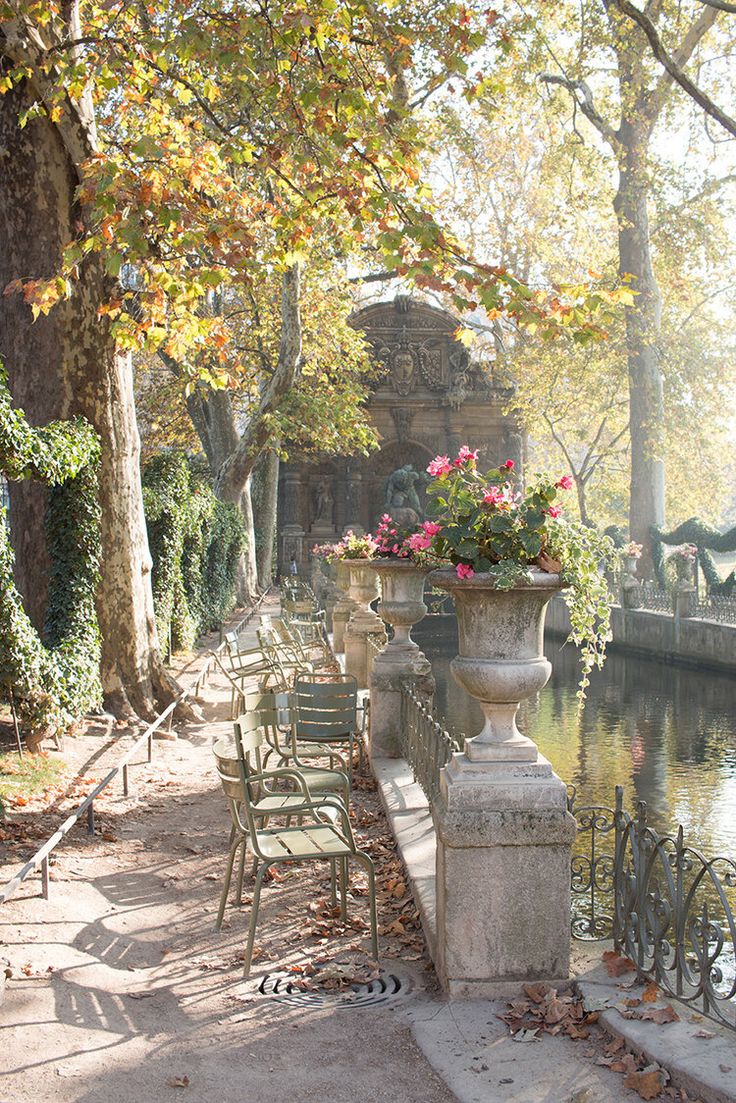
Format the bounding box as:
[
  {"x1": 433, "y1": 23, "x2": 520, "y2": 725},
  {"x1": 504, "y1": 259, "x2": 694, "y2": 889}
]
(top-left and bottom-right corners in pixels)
[
  {"x1": 368, "y1": 559, "x2": 430, "y2": 665},
  {"x1": 623, "y1": 555, "x2": 639, "y2": 577},
  {"x1": 429, "y1": 567, "x2": 565, "y2": 763}
]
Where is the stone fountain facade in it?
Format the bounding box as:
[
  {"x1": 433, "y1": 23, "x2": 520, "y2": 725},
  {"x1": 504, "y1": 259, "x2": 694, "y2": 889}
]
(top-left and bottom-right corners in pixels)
[{"x1": 277, "y1": 295, "x2": 524, "y2": 569}]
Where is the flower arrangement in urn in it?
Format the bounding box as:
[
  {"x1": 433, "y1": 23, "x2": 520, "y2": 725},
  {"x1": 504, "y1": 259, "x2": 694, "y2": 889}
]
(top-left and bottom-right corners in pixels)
[
  {"x1": 419, "y1": 446, "x2": 616, "y2": 694},
  {"x1": 327, "y1": 530, "x2": 379, "y2": 560},
  {"x1": 374, "y1": 512, "x2": 441, "y2": 560}
]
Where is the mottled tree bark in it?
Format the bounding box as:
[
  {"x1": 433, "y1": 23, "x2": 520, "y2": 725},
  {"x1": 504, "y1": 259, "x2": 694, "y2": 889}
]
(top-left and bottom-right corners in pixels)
[
  {"x1": 0, "y1": 28, "x2": 177, "y2": 720},
  {"x1": 254, "y1": 449, "x2": 280, "y2": 589}
]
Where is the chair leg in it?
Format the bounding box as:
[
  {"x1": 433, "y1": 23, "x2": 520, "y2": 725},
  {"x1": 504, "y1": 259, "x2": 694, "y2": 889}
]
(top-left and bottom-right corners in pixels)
[
  {"x1": 356, "y1": 851, "x2": 379, "y2": 962},
  {"x1": 329, "y1": 858, "x2": 337, "y2": 908},
  {"x1": 339, "y1": 856, "x2": 348, "y2": 920},
  {"x1": 243, "y1": 863, "x2": 268, "y2": 977},
  {"x1": 235, "y1": 838, "x2": 248, "y2": 904},
  {"x1": 216, "y1": 837, "x2": 242, "y2": 931}
]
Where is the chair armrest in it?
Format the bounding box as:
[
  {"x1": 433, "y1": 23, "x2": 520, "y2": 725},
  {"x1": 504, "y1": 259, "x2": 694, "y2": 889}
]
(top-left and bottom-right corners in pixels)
[{"x1": 248, "y1": 768, "x2": 312, "y2": 801}]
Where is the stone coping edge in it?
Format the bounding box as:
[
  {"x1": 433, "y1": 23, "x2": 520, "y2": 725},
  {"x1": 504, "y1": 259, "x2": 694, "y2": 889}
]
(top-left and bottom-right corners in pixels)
[
  {"x1": 371, "y1": 755, "x2": 439, "y2": 966},
  {"x1": 575, "y1": 964, "x2": 736, "y2": 1103}
]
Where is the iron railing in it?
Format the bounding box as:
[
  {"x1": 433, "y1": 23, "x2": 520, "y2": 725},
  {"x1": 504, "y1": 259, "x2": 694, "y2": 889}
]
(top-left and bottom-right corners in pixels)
[
  {"x1": 399, "y1": 683, "x2": 460, "y2": 803},
  {"x1": 693, "y1": 595, "x2": 736, "y2": 625},
  {"x1": 0, "y1": 591, "x2": 269, "y2": 905},
  {"x1": 568, "y1": 784, "x2": 736, "y2": 1031},
  {"x1": 636, "y1": 583, "x2": 673, "y2": 614},
  {"x1": 366, "y1": 631, "x2": 383, "y2": 679}
]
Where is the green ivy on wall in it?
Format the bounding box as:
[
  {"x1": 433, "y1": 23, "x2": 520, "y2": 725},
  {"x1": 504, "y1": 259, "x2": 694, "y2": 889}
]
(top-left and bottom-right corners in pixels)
[
  {"x1": 142, "y1": 451, "x2": 246, "y2": 653},
  {"x1": 0, "y1": 364, "x2": 103, "y2": 737}
]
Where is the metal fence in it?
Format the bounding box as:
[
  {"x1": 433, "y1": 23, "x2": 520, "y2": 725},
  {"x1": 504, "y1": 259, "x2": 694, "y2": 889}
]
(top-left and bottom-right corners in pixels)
[
  {"x1": 693, "y1": 595, "x2": 736, "y2": 624},
  {"x1": 0, "y1": 591, "x2": 269, "y2": 906},
  {"x1": 399, "y1": 683, "x2": 461, "y2": 803},
  {"x1": 636, "y1": 583, "x2": 673, "y2": 614},
  {"x1": 568, "y1": 784, "x2": 736, "y2": 1031}
]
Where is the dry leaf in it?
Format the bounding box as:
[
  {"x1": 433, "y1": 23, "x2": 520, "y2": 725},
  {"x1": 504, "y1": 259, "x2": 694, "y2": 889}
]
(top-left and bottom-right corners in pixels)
[
  {"x1": 638, "y1": 1005, "x2": 680, "y2": 1025},
  {"x1": 522, "y1": 982, "x2": 550, "y2": 1003},
  {"x1": 603, "y1": 950, "x2": 636, "y2": 977},
  {"x1": 624, "y1": 1063, "x2": 666, "y2": 1100},
  {"x1": 719, "y1": 1064, "x2": 732, "y2": 1073},
  {"x1": 169, "y1": 1076, "x2": 190, "y2": 1088},
  {"x1": 642, "y1": 982, "x2": 659, "y2": 1002},
  {"x1": 511, "y1": 1028, "x2": 541, "y2": 1043},
  {"x1": 693, "y1": 1030, "x2": 716, "y2": 1039},
  {"x1": 126, "y1": 991, "x2": 155, "y2": 999}
]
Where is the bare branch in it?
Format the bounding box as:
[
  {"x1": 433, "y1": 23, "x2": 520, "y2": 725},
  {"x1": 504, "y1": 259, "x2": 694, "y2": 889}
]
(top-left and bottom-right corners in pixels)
[
  {"x1": 612, "y1": 0, "x2": 734, "y2": 134},
  {"x1": 697, "y1": 0, "x2": 736, "y2": 12},
  {"x1": 538, "y1": 72, "x2": 618, "y2": 145}
]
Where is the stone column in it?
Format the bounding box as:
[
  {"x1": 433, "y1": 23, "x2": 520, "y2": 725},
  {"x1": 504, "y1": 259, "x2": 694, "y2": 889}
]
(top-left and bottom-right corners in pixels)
[
  {"x1": 430, "y1": 568, "x2": 577, "y2": 999},
  {"x1": 344, "y1": 561, "x2": 385, "y2": 688},
  {"x1": 368, "y1": 560, "x2": 434, "y2": 759},
  {"x1": 331, "y1": 560, "x2": 355, "y2": 653}
]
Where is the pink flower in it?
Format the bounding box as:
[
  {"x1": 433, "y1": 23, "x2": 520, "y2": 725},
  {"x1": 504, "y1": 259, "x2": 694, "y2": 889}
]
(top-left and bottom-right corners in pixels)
[
  {"x1": 483, "y1": 486, "x2": 503, "y2": 505},
  {"x1": 456, "y1": 563, "x2": 475, "y2": 580},
  {"x1": 408, "y1": 532, "x2": 432, "y2": 552},
  {"x1": 501, "y1": 459, "x2": 515, "y2": 470},
  {"x1": 547, "y1": 506, "x2": 561, "y2": 518},
  {"x1": 422, "y1": 521, "x2": 442, "y2": 536},
  {"x1": 427, "y1": 455, "x2": 452, "y2": 477},
  {"x1": 556, "y1": 475, "x2": 573, "y2": 490},
  {"x1": 454, "y1": 445, "x2": 478, "y2": 467}
]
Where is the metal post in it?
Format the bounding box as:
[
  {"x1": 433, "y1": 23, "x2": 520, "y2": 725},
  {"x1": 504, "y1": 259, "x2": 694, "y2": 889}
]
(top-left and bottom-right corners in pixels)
[
  {"x1": 9, "y1": 685, "x2": 23, "y2": 758},
  {"x1": 87, "y1": 803, "x2": 95, "y2": 835},
  {"x1": 41, "y1": 856, "x2": 50, "y2": 899},
  {"x1": 147, "y1": 732, "x2": 153, "y2": 763},
  {"x1": 122, "y1": 763, "x2": 129, "y2": 797}
]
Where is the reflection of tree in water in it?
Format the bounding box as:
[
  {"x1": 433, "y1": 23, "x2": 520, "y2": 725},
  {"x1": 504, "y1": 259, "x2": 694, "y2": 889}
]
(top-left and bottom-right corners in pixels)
[{"x1": 413, "y1": 618, "x2": 736, "y2": 855}]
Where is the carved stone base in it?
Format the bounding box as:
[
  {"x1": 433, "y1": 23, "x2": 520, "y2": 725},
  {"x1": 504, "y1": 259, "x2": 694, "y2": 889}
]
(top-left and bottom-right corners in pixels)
[{"x1": 436, "y1": 751, "x2": 575, "y2": 997}]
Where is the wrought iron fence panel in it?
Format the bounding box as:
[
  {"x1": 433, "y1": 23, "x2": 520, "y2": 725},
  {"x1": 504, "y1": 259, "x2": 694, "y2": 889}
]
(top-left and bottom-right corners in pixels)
[
  {"x1": 569, "y1": 785, "x2": 736, "y2": 1031},
  {"x1": 567, "y1": 784, "x2": 617, "y2": 940},
  {"x1": 693, "y1": 596, "x2": 736, "y2": 625},
  {"x1": 637, "y1": 584, "x2": 673, "y2": 614},
  {"x1": 400, "y1": 683, "x2": 460, "y2": 803}
]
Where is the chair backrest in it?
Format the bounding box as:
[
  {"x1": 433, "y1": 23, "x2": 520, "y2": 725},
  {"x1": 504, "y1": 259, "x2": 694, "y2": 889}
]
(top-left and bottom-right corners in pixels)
[
  {"x1": 241, "y1": 689, "x2": 292, "y2": 754},
  {"x1": 293, "y1": 674, "x2": 358, "y2": 741},
  {"x1": 213, "y1": 737, "x2": 244, "y2": 803}
]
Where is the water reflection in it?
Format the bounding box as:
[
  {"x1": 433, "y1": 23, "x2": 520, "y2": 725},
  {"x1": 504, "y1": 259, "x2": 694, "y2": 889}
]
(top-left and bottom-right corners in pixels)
[{"x1": 414, "y1": 617, "x2": 736, "y2": 857}]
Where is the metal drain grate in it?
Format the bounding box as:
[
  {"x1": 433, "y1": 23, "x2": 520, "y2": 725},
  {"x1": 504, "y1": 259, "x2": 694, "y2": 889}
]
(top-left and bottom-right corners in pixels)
[{"x1": 257, "y1": 971, "x2": 408, "y2": 1008}]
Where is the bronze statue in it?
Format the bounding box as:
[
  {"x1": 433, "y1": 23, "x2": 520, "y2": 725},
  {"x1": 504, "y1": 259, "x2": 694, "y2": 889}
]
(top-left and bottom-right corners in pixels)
[{"x1": 384, "y1": 464, "x2": 424, "y2": 527}]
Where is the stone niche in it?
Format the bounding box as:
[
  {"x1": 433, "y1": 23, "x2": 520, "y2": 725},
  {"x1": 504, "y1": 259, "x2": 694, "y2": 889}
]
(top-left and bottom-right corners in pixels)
[{"x1": 278, "y1": 295, "x2": 525, "y2": 568}]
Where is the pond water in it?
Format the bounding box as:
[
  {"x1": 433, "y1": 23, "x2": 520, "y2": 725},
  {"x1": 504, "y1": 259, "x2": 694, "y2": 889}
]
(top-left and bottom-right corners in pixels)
[{"x1": 412, "y1": 616, "x2": 736, "y2": 859}]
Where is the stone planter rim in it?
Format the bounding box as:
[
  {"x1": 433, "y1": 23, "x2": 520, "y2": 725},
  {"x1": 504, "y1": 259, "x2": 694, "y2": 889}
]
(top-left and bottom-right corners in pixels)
[
  {"x1": 428, "y1": 566, "x2": 566, "y2": 593},
  {"x1": 367, "y1": 558, "x2": 430, "y2": 575}
]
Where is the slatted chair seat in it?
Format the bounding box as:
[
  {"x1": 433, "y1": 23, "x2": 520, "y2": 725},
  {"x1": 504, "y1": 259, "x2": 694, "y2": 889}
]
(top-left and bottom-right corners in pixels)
[{"x1": 256, "y1": 824, "x2": 353, "y2": 861}]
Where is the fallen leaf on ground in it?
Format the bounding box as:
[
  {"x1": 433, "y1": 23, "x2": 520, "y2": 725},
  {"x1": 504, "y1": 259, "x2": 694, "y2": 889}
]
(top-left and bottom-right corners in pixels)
[
  {"x1": 126, "y1": 991, "x2": 156, "y2": 999},
  {"x1": 642, "y1": 982, "x2": 659, "y2": 1002},
  {"x1": 603, "y1": 950, "x2": 636, "y2": 977},
  {"x1": 693, "y1": 1030, "x2": 716, "y2": 1039},
  {"x1": 169, "y1": 1076, "x2": 190, "y2": 1088},
  {"x1": 623, "y1": 1063, "x2": 666, "y2": 1099},
  {"x1": 511, "y1": 1028, "x2": 541, "y2": 1043},
  {"x1": 636, "y1": 1005, "x2": 680, "y2": 1025}
]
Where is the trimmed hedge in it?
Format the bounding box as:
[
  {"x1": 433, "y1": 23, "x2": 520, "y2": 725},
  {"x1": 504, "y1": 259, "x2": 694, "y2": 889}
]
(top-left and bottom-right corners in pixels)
[
  {"x1": 142, "y1": 451, "x2": 246, "y2": 653},
  {"x1": 0, "y1": 364, "x2": 102, "y2": 737}
]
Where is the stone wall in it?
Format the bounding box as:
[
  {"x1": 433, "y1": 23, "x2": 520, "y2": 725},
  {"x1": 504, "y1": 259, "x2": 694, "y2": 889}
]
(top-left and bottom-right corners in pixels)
[{"x1": 545, "y1": 597, "x2": 736, "y2": 674}]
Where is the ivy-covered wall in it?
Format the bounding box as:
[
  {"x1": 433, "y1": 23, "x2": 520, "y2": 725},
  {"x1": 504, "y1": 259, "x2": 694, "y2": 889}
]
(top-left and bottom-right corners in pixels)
[
  {"x1": 142, "y1": 451, "x2": 246, "y2": 653},
  {"x1": 0, "y1": 365, "x2": 102, "y2": 738}
]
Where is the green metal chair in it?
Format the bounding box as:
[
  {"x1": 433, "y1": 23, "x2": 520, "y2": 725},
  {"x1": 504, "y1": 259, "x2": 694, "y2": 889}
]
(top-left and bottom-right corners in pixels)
[
  {"x1": 241, "y1": 690, "x2": 350, "y2": 807},
  {"x1": 265, "y1": 615, "x2": 339, "y2": 673},
  {"x1": 213, "y1": 720, "x2": 345, "y2": 929},
  {"x1": 256, "y1": 626, "x2": 315, "y2": 691},
  {"x1": 224, "y1": 713, "x2": 378, "y2": 975},
  {"x1": 292, "y1": 673, "x2": 367, "y2": 780}
]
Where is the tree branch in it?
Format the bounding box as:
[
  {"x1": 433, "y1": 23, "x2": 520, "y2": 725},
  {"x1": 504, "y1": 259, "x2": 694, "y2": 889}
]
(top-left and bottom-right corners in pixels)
[
  {"x1": 538, "y1": 72, "x2": 618, "y2": 146},
  {"x1": 612, "y1": 0, "x2": 732, "y2": 133},
  {"x1": 215, "y1": 265, "x2": 302, "y2": 499}
]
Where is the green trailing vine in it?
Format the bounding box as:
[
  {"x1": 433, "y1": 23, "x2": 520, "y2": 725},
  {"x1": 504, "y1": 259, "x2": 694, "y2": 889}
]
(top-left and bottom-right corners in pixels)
[
  {"x1": 0, "y1": 364, "x2": 102, "y2": 738},
  {"x1": 142, "y1": 450, "x2": 246, "y2": 653},
  {"x1": 651, "y1": 519, "x2": 736, "y2": 592}
]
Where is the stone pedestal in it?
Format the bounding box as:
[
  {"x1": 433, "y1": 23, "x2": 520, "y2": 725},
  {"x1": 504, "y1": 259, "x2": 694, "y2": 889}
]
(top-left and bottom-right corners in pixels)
[
  {"x1": 436, "y1": 754, "x2": 576, "y2": 997},
  {"x1": 368, "y1": 560, "x2": 433, "y2": 758},
  {"x1": 331, "y1": 560, "x2": 354, "y2": 653},
  {"x1": 344, "y1": 561, "x2": 384, "y2": 688}
]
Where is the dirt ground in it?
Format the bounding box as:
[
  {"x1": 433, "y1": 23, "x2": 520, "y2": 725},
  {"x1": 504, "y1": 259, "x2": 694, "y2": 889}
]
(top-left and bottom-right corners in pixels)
[{"x1": 0, "y1": 597, "x2": 455, "y2": 1103}]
